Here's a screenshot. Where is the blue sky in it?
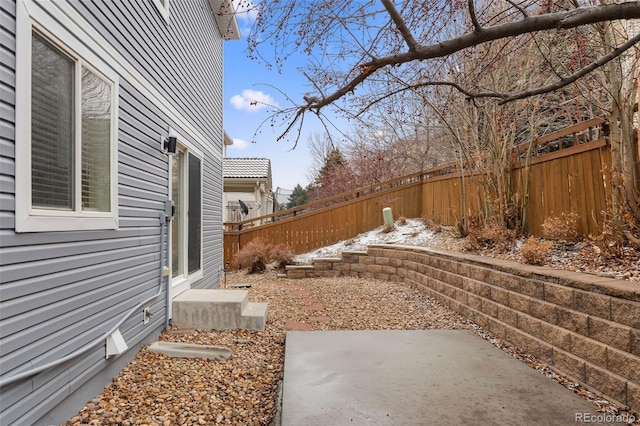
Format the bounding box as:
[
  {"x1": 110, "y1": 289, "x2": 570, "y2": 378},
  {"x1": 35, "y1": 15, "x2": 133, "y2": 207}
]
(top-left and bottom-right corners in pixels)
[{"x1": 222, "y1": 7, "x2": 346, "y2": 191}]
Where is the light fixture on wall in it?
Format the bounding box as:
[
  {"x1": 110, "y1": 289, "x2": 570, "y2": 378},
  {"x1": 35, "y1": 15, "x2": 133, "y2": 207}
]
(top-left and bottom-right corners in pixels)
[{"x1": 162, "y1": 136, "x2": 178, "y2": 154}]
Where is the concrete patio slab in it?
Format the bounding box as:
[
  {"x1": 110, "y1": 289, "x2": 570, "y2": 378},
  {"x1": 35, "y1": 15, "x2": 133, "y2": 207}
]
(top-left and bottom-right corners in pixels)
[{"x1": 281, "y1": 330, "x2": 620, "y2": 425}]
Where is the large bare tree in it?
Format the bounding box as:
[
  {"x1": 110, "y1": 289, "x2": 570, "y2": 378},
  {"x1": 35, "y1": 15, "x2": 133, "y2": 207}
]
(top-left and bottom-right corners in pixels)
[
  {"x1": 244, "y1": 0, "x2": 639, "y2": 137},
  {"x1": 238, "y1": 0, "x2": 640, "y2": 239}
]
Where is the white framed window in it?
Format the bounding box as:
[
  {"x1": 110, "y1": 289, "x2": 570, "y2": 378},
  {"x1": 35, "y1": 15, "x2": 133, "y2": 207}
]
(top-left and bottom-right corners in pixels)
[
  {"x1": 170, "y1": 141, "x2": 203, "y2": 290},
  {"x1": 15, "y1": 10, "x2": 119, "y2": 233}
]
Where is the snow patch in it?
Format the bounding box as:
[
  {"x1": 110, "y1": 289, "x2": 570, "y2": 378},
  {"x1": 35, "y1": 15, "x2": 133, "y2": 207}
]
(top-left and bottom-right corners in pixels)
[{"x1": 295, "y1": 219, "x2": 436, "y2": 264}]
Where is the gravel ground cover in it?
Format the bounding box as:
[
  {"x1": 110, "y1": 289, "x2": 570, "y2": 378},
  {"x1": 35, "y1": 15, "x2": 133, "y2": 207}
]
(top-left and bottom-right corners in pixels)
[{"x1": 67, "y1": 270, "x2": 638, "y2": 425}]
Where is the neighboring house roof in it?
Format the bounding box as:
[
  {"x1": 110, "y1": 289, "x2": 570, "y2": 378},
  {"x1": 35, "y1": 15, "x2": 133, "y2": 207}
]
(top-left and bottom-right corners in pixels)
[
  {"x1": 223, "y1": 158, "x2": 271, "y2": 179},
  {"x1": 224, "y1": 131, "x2": 234, "y2": 146}
]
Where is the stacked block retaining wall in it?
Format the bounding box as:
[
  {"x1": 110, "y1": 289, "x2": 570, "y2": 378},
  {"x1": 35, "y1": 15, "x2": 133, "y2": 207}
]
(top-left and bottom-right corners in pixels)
[{"x1": 285, "y1": 244, "x2": 640, "y2": 411}]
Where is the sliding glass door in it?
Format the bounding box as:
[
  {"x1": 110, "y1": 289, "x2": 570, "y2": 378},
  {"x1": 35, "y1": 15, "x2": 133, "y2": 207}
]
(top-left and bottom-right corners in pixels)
[{"x1": 171, "y1": 147, "x2": 202, "y2": 285}]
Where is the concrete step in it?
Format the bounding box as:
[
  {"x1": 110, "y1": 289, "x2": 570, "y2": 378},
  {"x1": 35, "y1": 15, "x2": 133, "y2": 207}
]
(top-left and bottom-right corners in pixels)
[
  {"x1": 241, "y1": 302, "x2": 268, "y2": 331},
  {"x1": 172, "y1": 289, "x2": 267, "y2": 331}
]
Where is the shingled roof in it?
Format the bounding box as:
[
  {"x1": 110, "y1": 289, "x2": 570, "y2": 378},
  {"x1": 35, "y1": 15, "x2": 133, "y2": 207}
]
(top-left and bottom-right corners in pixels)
[{"x1": 223, "y1": 157, "x2": 271, "y2": 180}]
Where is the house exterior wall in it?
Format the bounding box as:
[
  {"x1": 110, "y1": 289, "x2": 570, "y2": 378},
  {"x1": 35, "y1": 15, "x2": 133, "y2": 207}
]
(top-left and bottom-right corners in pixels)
[{"x1": 0, "y1": 1, "x2": 230, "y2": 424}]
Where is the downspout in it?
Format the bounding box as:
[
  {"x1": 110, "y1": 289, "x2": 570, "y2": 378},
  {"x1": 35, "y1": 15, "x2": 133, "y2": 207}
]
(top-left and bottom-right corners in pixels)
[
  {"x1": 161, "y1": 209, "x2": 170, "y2": 330},
  {"x1": 0, "y1": 211, "x2": 169, "y2": 389},
  {"x1": 163, "y1": 174, "x2": 171, "y2": 330}
]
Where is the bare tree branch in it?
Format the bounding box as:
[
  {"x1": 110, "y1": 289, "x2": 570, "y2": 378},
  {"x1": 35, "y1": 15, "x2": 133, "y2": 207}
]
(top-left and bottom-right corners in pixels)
[
  {"x1": 380, "y1": 0, "x2": 419, "y2": 51},
  {"x1": 367, "y1": 29, "x2": 640, "y2": 106},
  {"x1": 505, "y1": 0, "x2": 529, "y2": 18},
  {"x1": 468, "y1": 0, "x2": 484, "y2": 33},
  {"x1": 495, "y1": 31, "x2": 640, "y2": 103},
  {"x1": 303, "y1": 2, "x2": 640, "y2": 113}
]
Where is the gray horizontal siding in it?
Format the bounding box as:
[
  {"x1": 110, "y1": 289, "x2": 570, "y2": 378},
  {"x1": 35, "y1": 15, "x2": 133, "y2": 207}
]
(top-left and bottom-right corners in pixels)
[
  {"x1": 199, "y1": 154, "x2": 224, "y2": 288},
  {"x1": 0, "y1": 0, "x2": 226, "y2": 423},
  {"x1": 0, "y1": 235, "x2": 159, "y2": 266},
  {"x1": 0, "y1": 260, "x2": 158, "y2": 318},
  {"x1": 1, "y1": 271, "x2": 159, "y2": 371},
  {"x1": 0, "y1": 227, "x2": 158, "y2": 248},
  {"x1": 0, "y1": 105, "x2": 15, "y2": 140},
  {"x1": 70, "y1": 0, "x2": 224, "y2": 142},
  {"x1": 0, "y1": 173, "x2": 12, "y2": 193},
  {"x1": 0, "y1": 0, "x2": 15, "y2": 237}
]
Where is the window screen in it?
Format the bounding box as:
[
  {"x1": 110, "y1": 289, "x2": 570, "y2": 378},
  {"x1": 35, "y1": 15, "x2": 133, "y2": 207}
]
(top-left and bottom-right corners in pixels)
[
  {"x1": 31, "y1": 33, "x2": 74, "y2": 209},
  {"x1": 188, "y1": 153, "x2": 201, "y2": 274},
  {"x1": 81, "y1": 67, "x2": 112, "y2": 211}
]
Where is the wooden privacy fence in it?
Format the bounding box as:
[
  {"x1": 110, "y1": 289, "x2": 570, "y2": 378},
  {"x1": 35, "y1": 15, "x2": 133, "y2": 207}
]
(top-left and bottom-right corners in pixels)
[{"x1": 223, "y1": 118, "x2": 611, "y2": 264}]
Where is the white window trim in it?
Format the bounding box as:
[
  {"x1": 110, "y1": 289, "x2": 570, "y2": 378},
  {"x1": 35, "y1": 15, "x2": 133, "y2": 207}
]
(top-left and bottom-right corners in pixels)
[
  {"x1": 169, "y1": 131, "x2": 203, "y2": 288},
  {"x1": 153, "y1": 0, "x2": 170, "y2": 22},
  {"x1": 15, "y1": 3, "x2": 119, "y2": 232}
]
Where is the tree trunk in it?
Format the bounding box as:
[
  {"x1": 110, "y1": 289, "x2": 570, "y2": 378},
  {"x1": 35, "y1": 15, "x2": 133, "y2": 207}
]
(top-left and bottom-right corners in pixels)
[{"x1": 602, "y1": 22, "x2": 640, "y2": 245}]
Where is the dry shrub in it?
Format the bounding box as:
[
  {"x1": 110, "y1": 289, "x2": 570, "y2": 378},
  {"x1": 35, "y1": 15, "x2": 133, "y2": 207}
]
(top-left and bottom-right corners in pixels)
[
  {"x1": 396, "y1": 216, "x2": 407, "y2": 226},
  {"x1": 592, "y1": 219, "x2": 625, "y2": 259},
  {"x1": 270, "y1": 243, "x2": 295, "y2": 271},
  {"x1": 541, "y1": 213, "x2": 582, "y2": 241},
  {"x1": 520, "y1": 237, "x2": 554, "y2": 265},
  {"x1": 464, "y1": 218, "x2": 516, "y2": 253},
  {"x1": 421, "y1": 215, "x2": 442, "y2": 233},
  {"x1": 234, "y1": 238, "x2": 272, "y2": 274},
  {"x1": 234, "y1": 238, "x2": 296, "y2": 273},
  {"x1": 457, "y1": 211, "x2": 482, "y2": 239}
]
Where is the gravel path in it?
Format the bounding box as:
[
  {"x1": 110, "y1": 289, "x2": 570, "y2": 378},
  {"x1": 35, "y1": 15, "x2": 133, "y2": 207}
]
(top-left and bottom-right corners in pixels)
[{"x1": 66, "y1": 271, "x2": 636, "y2": 425}]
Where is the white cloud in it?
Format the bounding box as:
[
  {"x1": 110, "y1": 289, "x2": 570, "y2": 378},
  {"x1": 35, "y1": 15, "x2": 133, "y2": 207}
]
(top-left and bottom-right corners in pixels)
[
  {"x1": 229, "y1": 138, "x2": 249, "y2": 150},
  {"x1": 233, "y1": 0, "x2": 258, "y2": 24},
  {"x1": 230, "y1": 89, "x2": 278, "y2": 112}
]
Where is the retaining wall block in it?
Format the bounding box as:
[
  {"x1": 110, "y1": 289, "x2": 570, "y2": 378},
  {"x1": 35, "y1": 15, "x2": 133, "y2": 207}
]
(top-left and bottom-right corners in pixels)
[
  {"x1": 585, "y1": 363, "x2": 628, "y2": 407},
  {"x1": 544, "y1": 282, "x2": 575, "y2": 308},
  {"x1": 519, "y1": 278, "x2": 545, "y2": 299},
  {"x1": 467, "y1": 293, "x2": 483, "y2": 311},
  {"x1": 553, "y1": 347, "x2": 587, "y2": 382},
  {"x1": 335, "y1": 263, "x2": 351, "y2": 272},
  {"x1": 540, "y1": 322, "x2": 572, "y2": 351},
  {"x1": 628, "y1": 381, "x2": 640, "y2": 411},
  {"x1": 570, "y1": 334, "x2": 608, "y2": 368},
  {"x1": 469, "y1": 279, "x2": 491, "y2": 298},
  {"x1": 610, "y1": 298, "x2": 640, "y2": 329},
  {"x1": 480, "y1": 298, "x2": 499, "y2": 318},
  {"x1": 350, "y1": 263, "x2": 368, "y2": 273},
  {"x1": 574, "y1": 289, "x2": 611, "y2": 320},
  {"x1": 490, "y1": 286, "x2": 510, "y2": 306},
  {"x1": 517, "y1": 313, "x2": 543, "y2": 338},
  {"x1": 498, "y1": 271, "x2": 521, "y2": 292},
  {"x1": 497, "y1": 305, "x2": 518, "y2": 328},
  {"x1": 588, "y1": 317, "x2": 632, "y2": 352},
  {"x1": 606, "y1": 347, "x2": 640, "y2": 384},
  {"x1": 360, "y1": 256, "x2": 376, "y2": 265},
  {"x1": 287, "y1": 269, "x2": 307, "y2": 279},
  {"x1": 313, "y1": 260, "x2": 338, "y2": 270},
  {"x1": 454, "y1": 288, "x2": 469, "y2": 305},
  {"x1": 529, "y1": 298, "x2": 558, "y2": 323},
  {"x1": 505, "y1": 325, "x2": 554, "y2": 364},
  {"x1": 341, "y1": 251, "x2": 367, "y2": 263},
  {"x1": 556, "y1": 307, "x2": 589, "y2": 335},
  {"x1": 632, "y1": 328, "x2": 640, "y2": 358},
  {"x1": 479, "y1": 313, "x2": 507, "y2": 339},
  {"x1": 466, "y1": 264, "x2": 486, "y2": 282},
  {"x1": 508, "y1": 292, "x2": 533, "y2": 316}
]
